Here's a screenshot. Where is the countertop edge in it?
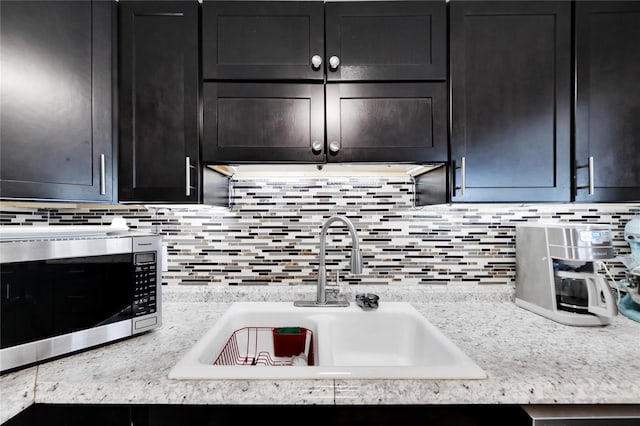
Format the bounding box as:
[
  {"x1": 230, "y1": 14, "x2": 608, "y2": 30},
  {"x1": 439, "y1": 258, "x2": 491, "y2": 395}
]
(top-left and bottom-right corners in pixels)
[{"x1": 0, "y1": 366, "x2": 37, "y2": 425}]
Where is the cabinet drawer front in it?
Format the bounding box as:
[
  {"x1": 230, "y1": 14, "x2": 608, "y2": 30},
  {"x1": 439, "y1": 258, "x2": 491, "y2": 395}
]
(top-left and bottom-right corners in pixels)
[
  {"x1": 325, "y1": 83, "x2": 447, "y2": 163},
  {"x1": 203, "y1": 1, "x2": 324, "y2": 81},
  {"x1": 325, "y1": 1, "x2": 446, "y2": 81},
  {"x1": 202, "y1": 83, "x2": 325, "y2": 163}
]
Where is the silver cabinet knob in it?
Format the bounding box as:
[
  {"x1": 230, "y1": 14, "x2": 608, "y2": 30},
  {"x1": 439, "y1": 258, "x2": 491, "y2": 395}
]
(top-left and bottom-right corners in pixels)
[
  {"x1": 311, "y1": 55, "x2": 322, "y2": 70},
  {"x1": 329, "y1": 55, "x2": 340, "y2": 71},
  {"x1": 311, "y1": 141, "x2": 323, "y2": 153},
  {"x1": 329, "y1": 141, "x2": 340, "y2": 153}
]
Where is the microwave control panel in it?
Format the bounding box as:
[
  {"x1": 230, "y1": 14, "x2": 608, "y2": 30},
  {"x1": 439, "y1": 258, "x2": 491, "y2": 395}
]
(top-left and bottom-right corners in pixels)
[{"x1": 133, "y1": 252, "x2": 157, "y2": 317}]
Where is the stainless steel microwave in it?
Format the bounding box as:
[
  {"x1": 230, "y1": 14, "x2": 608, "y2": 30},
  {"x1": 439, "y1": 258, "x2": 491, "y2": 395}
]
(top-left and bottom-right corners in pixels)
[{"x1": 0, "y1": 232, "x2": 162, "y2": 373}]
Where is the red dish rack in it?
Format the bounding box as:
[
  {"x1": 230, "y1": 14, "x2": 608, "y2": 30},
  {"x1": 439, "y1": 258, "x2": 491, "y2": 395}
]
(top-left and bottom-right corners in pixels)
[{"x1": 212, "y1": 327, "x2": 315, "y2": 366}]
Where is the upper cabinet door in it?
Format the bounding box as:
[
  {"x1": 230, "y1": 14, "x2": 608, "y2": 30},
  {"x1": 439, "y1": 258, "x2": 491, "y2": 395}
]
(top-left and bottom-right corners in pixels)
[
  {"x1": 325, "y1": 1, "x2": 446, "y2": 81},
  {"x1": 450, "y1": 1, "x2": 571, "y2": 202},
  {"x1": 575, "y1": 1, "x2": 640, "y2": 202},
  {"x1": 202, "y1": 83, "x2": 325, "y2": 163},
  {"x1": 202, "y1": 1, "x2": 325, "y2": 81},
  {"x1": 325, "y1": 83, "x2": 447, "y2": 162},
  {"x1": 118, "y1": 1, "x2": 199, "y2": 203},
  {"x1": 0, "y1": 1, "x2": 114, "y2": 203}
]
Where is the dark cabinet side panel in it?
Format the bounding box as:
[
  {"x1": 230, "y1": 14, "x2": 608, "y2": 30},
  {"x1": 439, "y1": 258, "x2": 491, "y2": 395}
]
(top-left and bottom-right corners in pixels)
[
  {"x1": 575, "y1": 1, "x2": 640, "y2": 202},
  {"x1": 325, "y1": 1, "x2": 446, "y2": 81},
  {"x1": 325, "y1": 83, "x2": 447, "y2": 163},
  {"x1": 0, "y1": 1, "x2": 114, "y2": 202},
  {"x1": 202, "y1": 83, "x2": 325, "y2": 163},
  {"x1": 118, "y1": 1, "x2": 199, "y2": 202},
  {"x1": 202, "y1": 1, "x2": 325, "y2": 81},
  {"x1": 450, "y1": 1, "x2": 571, "y2": 202}
]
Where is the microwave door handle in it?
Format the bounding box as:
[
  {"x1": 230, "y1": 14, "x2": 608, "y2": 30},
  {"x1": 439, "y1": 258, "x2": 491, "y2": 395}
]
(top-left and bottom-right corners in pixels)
[{"x1": 585, "y1": 275, "x2": 618, "y2": 318}]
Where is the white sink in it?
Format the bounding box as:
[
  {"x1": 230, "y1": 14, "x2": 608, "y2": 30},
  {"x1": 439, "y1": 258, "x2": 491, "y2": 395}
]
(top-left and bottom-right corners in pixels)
[{"x1": 168, "y1": 301, "x2": 487, "y2": 380}]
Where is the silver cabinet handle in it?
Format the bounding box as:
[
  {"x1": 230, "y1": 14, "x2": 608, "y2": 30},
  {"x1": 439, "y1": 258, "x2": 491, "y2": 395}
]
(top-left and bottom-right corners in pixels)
[
  {"x1": 99, "y1": 154, "x2": 106, "y2": 195},
  {"x1": 576, "y1": 156, "x2": 595, "y2": 196},
  {"x1": 588, "y1": 156, "x2": 595, "y2": 195},
  {"x1": 185, "y1": 156, "x2": 195, "y2": 197},
  {"x1": 311, "y1": 54, "x2": 322, "y2": 70},
  {"x1": 311, "y1": 141, "x2": 323, "y2": 153},
  {"x1": 329, "y1": 141, "x2": 340, "y2": 153},
  {"x1": 454, "y1": 156, "x2": 466, "y2": 196},
  {"x1": 329, "y1": 55, "x2": 340, "y2": 71}
]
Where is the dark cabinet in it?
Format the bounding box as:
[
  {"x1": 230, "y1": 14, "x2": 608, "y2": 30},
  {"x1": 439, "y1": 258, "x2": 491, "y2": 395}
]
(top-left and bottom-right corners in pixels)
[
  {"x1": 449, "y1": 1, "x2": 572, "y2": 202},
  {"x1": 5, "y1": 404, "x2": 531, "y2": 426},
  {"x1": 201, "y1": 0, "x2": 448, "y2": 165},
  {"x1": 118, "y1": 1, "x2": 200, "y2": 203},
  {"x1": 202, "y1": 83, "x2": 325, "y2": 163},
  {"x1": 133, "y1": 405, "x2": 530, "y2": 426},
  {"x1": 325, "y1": 83, "x2": 447, "y2": 163},
  {"x1": 323, "y1": 1, "x2": 447, "y2": 164},
  {"x1": 202, "y1": 1, "x2": 325, "y2": 81},
  {"x1": 4, "y1": 404, "x2": 131, "y2": 426},
  {"x1": 574, "y1": 1, "x2": 640, "y2": 202},
  {"x1": 203, "y1": 82, "x2": 446, "y2": 165},
  {"x1": 201, "y1": 0, "x2": 325, "y2": 163},
  {"x1": 202, "y1": 1, "x2": 446, "y2": 82},
  {"x1": 0, "y1": 0, "x2": 114, "y2": 203},
  {"x1": 325, "y1": 1, "x2": 446, "y2": 81}
]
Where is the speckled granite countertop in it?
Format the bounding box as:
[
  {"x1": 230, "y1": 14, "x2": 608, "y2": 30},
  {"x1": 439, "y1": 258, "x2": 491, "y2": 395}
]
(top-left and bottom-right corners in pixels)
[{"x1": 2, "y1": 284, "x2": 639, "y2": 424}]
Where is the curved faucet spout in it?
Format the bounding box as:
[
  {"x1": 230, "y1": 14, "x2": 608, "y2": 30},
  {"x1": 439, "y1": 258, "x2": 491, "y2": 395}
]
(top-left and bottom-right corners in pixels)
[{"x1": 316, "y1": 215, "x2": 363, "y2": 305}]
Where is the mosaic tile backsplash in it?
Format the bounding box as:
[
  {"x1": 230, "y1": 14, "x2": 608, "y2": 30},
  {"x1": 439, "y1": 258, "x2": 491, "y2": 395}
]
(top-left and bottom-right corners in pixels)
[{"x1": 1, "y1": 176, "x2": 638, "y2": 288}]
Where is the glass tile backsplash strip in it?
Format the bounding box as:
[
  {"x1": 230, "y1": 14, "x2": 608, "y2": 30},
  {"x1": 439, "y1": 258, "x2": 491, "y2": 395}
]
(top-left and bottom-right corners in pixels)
[{"x1": 1, "y1": 176, "x2": 638, "y2": 287}]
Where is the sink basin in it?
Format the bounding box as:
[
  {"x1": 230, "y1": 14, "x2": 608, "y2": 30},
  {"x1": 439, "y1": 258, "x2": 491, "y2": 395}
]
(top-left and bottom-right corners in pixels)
[{"x1": 168, "y1": 301, "x2": 487, "y2": 380}]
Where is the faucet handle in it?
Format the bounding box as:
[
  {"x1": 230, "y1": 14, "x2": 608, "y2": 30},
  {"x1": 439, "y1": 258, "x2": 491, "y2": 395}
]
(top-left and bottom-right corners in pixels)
[
  {"x1": 325, "y1": 287, "x2": 340, "y2": 296},
  {"x1": 325, "y1": 286, "x2": 340, "y2": 302},
  {"x1": 324, "y1": 270, "x2": 342, "y2": 299}
]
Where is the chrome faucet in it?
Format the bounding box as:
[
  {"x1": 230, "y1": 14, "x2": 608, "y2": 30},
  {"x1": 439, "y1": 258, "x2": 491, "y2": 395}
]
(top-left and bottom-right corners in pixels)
[{"x1": 295, "y1": 215, "x2": 363, "y2": 307}]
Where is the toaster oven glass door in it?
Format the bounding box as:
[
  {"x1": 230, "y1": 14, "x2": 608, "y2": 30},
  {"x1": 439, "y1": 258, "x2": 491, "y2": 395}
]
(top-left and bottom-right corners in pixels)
[{"x1": 1, "y1": 253, "x2": 134, "y2": 349}]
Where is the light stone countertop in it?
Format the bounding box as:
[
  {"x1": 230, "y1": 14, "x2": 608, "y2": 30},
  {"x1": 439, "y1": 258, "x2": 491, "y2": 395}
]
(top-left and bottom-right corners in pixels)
[
  {"x1": 0, "y1": 366, "x2": 36, "y2": 424},
  {"x1": 2, "y1": 284, "x2": 639, "y2": 424}
]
